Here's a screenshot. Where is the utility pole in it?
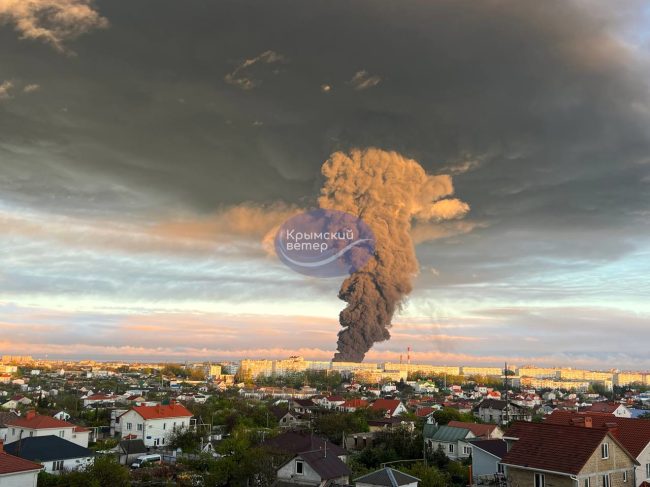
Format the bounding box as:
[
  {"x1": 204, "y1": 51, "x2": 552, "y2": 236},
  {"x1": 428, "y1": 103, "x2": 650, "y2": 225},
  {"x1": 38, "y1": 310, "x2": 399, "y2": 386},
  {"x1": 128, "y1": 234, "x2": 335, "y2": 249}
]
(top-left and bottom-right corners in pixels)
[{"x1": 504, "y1": 362, "x2": 509, "y2": 426}]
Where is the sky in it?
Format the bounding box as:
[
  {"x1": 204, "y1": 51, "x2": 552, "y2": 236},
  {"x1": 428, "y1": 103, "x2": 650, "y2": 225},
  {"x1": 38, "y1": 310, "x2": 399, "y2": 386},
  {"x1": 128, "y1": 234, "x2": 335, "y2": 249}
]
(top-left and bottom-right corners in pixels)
[{"x1": 0, "y1": 0, "x2": 649, "y2": 368}]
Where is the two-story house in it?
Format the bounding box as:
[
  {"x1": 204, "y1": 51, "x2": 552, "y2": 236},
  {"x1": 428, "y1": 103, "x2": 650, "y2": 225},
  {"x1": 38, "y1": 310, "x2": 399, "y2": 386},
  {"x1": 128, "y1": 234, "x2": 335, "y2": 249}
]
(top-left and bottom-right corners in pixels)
[
  {"x1": 116, "y1": 403, "x2": 192, "y2": 448},
  {"x1": 3, "y1": 411, "x2": 89, "y2": 447},
  {"x1": 276, "y1": 450, "x2": 350, "y2": 486},
  {"x1": 546, "y1": 410, "x2": 650, "y2": 486},
  {"x1": 475, "y1": 399, "x2": 531, "y2": 425},
  {"x1": 502, "y1": 422, "x2": 638, "y2": 487}
]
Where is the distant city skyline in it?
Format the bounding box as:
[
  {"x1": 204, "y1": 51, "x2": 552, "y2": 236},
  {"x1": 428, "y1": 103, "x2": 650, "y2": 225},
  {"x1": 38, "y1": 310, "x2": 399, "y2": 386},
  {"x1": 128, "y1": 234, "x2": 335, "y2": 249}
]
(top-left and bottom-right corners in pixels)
[{"x1": 1, "y1": 1, "x2": 650, "y2": 368}]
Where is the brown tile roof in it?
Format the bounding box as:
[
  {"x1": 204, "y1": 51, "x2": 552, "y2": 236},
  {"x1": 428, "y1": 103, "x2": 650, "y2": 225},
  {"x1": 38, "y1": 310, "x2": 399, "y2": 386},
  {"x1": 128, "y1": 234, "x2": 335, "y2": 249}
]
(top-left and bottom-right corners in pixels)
[
  {"x1": 448, "y1": 420, "x2": 499, "y2": 438},
  {"x1": 262, "y1": 431, "x2": 346, "y2": 458},
  {"x1": 584, "y1": 403, "x2": 623, "y2": 414},
  {"x1": 130, "y1": 403, "x2": 192, "y2": 420},
  {"x1": 298, "y1": 450, "x2": 350, "y2": 480},
  {"x1": 371, "y1": 399, "x2": 402, "y2": 415},
  {"x1": 0, "y1": 451, "x2": 42, "y2": 475},
  {"x1": 502, "y1": 422, "x2": 636, "y2": 475},
  {"x1": 4, "y1": 412, "x2": 75, "y2": 430},
  {"x1": 545, "y1": 410, "x2": 650, "y2": 458}
]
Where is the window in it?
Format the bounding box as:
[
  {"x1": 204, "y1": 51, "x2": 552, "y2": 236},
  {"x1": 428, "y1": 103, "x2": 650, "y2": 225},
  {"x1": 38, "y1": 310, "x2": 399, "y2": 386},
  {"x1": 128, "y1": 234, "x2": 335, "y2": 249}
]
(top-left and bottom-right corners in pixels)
[
  {"x1": 623, "y1": 471, "x2": 628, "y2": 483},
  {"x1": 59, "y1": 430, "x2": 65, "y2": 438},
  {"x1": 53, "y1": 460, "x2": 64, "y2": 471},
  {"x1": 534, "y1": 473, "x2": 545, "y2": 487},
  {"x1": 448, "y1": 444, "x2": 454, "y2": 453},
  {"x1": 127, "y1": 422, "x2": 132, "y2": 431},
  {"x1": 601, "y1": 442, "x2": 609, "y2": 459},
  {"x1": 463, "y1": 446, "x2": 471, "y2": 455},
  {"x1": 646, "y1": 463, "x2": 650, "y2": 479},
  {"x1": 296, "y1": 460, "x2": 304, "y2": 475},
  {"x1": 497, "y1": 463, "x2": 504, "y2": 474},
  {"x1": 137, "y1": 424, "x2": 143, "y2": 431},
  {"x1": 29, "y1": 431, "x2": 33, "y2": 437},
  {"x1": 163, "y1": 423, "x2": 166, "y2": 430},
  {"x1": 602, "y1": 474, "x2": 610, "y2": 487},
  {"x1": 584, "y1": 478, "x2": 590, "y2": 487}
]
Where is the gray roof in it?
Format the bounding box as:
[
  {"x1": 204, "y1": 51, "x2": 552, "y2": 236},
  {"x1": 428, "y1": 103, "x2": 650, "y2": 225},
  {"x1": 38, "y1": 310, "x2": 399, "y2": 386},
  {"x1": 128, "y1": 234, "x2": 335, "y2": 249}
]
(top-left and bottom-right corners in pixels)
[
  {"x1": 290, "y1": 451, "x2": 350, "y2": 480},
  {"x1": 429, "y1": 425, "x2": 471, "y2": 442},
  {"x1": 468, "y1": 439, "x2": 507, "y2": 459},
  {"x1": 355, "y1": 467, "x2": 420, "y2": 486},
  {"x1": 4, "y1": 435, "x2": 95, "y2": 462},
  {"x1": 118, "y1": 439, "x2": 147, "y2": 454},
  {"x1": 422, "y1": 422, "x2": 438, "y2": 439}
]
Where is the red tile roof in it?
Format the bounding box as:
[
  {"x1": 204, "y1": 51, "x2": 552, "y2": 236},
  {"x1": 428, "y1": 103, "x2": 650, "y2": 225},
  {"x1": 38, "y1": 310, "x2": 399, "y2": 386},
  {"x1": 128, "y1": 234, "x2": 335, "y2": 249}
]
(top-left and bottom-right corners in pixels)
[
  {"x1": 584, "y1": 403, "x2": 623, "y2": 414},
  {"x1": 0, "y1": 451, "x2": 42, "y2": 475},
  {"x1": 545, "y1": 410, "x2": 650, "y2": 458},
  {"x1": 416, "y1": 407, "x2": 435, "y2": 417},
  {"x1": 502, "y1": 422, "x2": 635, "y2": 475},
  {"x1": 448, "y1": 421, "x2": 499, "y2": 438},
  {"x1": 371, "y1": 399, "x2": 402, "y2": 415},
  {"x1": 342, "y1": 399, "x2": 368, "y2": 409},
  {"x1": 130, "y1": 403, "x2": 192, "y2": 420},
  {"x1": 4, "y1": 413, "x2": 76, "y2": 430}
]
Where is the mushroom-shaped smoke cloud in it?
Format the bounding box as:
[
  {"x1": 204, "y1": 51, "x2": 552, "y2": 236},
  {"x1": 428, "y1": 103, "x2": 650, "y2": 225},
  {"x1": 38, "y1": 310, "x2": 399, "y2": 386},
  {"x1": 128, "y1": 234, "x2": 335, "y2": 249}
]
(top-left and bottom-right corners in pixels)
[{"x1": 318, "y1": 148, "x2": 470, "y2": 362}]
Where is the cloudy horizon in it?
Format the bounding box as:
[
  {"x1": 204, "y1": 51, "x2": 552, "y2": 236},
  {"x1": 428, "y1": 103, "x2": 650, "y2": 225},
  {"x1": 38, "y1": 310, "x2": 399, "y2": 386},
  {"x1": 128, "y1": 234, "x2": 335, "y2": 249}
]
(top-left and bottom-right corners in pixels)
[{"x1": 1, "y1": 0, "x2": 650, "y2": 369}]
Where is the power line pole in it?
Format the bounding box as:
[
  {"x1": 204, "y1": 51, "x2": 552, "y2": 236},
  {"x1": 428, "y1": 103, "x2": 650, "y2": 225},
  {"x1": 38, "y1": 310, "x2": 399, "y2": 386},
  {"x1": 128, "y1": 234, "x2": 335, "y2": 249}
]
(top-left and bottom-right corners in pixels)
[{"x1": 504, "y1": 362, "x2": 509, "y2": 426}]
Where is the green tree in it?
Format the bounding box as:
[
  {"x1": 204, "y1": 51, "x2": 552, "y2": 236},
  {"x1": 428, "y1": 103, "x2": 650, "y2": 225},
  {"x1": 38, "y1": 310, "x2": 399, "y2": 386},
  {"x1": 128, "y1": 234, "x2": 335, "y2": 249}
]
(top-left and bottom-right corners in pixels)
[{"x1": 398, "y1": 463, "x2": 449, "y2": 487}]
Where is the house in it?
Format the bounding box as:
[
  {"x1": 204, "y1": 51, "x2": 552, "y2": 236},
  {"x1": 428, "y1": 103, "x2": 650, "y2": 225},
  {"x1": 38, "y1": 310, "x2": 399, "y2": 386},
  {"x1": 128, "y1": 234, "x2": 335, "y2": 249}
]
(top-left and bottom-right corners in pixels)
[
  {"x1": 371, "y1": 399, "x2": 407, "y2": 418},
  {"x1": 355, "y1": 467, "x2": 420, "y2": 487},
  {"x1": 546, "y1": 410, "x2": 650, "y2": 486},
  {"x1": 424, "y1": 425, "x2": 475, "y2": 460},
  {"x1": 276, "y1": 450, "x2": 350, "y2": 486},
  {"x1": 469, "y1": 439, "x2": 507, "y2": 484},
  {"x1": 116, "y1": 403, "x2": 193, "y2": 448},
  {"x1": 338, "y1": 399, "x2": 368, "y2": 413},
  {"x1": 270, "y1": 407, "x2": 304, "y2": 428},
  {"x1": 82, "y1": 394, "x2": 119, "y2": 408},
  {"x1": 583, "y1": 402, "x2": 632, "y2": 418},
  {"x1": 447, "y1": 421, "x2": 504, "y2": 439},
  {"x1": 320, "y1": 396, "x2": 346, "y2": 410},
  {"x1": 291, "y1": 399, "x2": 316, "y2": 415},
  {"x1": 53, "y1": 411, "x2": 70, "y2": 421},
  {"x1": 4, "y1": 436, "x2": 94, "y2": 474},
  {"x1": 475, "y1": 399, "x2": 531, "y2": 425},
  {"x1": 262, "y1": 431, "x2": 347, "y2": 462},
  {"x1": 502, "y1": 422, "x2": 638, "y2": 487},
  {"x1": 3, "y1": 411, "x2": 90, "y2": 447},
  {"x1": 0, "y1": 413, "x2": 18, "y2": 443},
  {"x1": 0, "y1": 440, "x2": 42, "y2": 486}
]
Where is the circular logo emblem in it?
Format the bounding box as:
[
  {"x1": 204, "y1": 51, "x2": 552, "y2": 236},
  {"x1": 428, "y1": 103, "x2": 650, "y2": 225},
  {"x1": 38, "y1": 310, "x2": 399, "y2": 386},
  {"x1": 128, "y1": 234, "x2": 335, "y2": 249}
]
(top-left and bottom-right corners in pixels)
[{"x1": 274, "y1": 209, "x2": 376, "y2": 277}]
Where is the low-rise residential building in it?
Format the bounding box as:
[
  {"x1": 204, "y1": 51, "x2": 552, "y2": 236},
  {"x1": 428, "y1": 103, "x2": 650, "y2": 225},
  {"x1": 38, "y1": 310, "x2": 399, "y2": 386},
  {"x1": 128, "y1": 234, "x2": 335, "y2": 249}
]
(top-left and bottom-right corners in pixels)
[
  {"x1": 116, "y1": 403, "x2": 193, "y2": 448},
  {"x1": 475, "y1": 399, "x2": 531, "y2": 425},
  {"x1": 502, "y1": 422, "x2": 638, "y2": 487},
  {"x1": 371, "y1": 399, "x2": 407, "y2": 418},
  {"x1": 276, "y1": 451, "x2": 350, "y2": 486},
  {"x1": 583, "y1": 402, "x2": 632, "y2": 418},
  {"x1": 469, "y1": 439, "x2": 507, "y2": 484},
  {"x1": 3, "y1": 411, "x2": 89, "y2": 448},
  {"x1": 546, "y1": 410, "x2": 650, "y2": 486},
  {"x1": 425, "y1": 425, "x2": 476, "y2": 460},
  {"x1": 4, "y1": 436, "x2": 94, "y2": 474}
]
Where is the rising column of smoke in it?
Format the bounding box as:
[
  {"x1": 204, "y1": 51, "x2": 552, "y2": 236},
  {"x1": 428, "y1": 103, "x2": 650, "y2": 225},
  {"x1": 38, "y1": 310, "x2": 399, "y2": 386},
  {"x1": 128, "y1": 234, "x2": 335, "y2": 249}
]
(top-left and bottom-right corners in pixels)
[{"x1": 318, "y1": 148, "x2": 469, "y2": 362}]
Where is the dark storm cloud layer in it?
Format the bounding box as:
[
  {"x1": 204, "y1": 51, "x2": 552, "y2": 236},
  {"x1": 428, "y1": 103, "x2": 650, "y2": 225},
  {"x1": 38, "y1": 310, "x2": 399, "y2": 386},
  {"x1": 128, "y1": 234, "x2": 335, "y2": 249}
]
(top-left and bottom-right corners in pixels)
[
  {"x1": 1, "y1": 0, "x2": 650, "y2": 363},
  {"x1": 1, "y1": 0, "x2": 648, "y2": 214}
]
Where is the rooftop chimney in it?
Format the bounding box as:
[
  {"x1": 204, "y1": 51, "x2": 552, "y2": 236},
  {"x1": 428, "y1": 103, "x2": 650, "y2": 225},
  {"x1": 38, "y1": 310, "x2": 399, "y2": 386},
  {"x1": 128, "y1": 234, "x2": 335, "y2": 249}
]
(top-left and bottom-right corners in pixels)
[
  {"x1": 25, "y1": 410, "x2": 36, "y2": 420},
  {"x1": 584, "y1": 417, "x2": 592, "y2": 428},
  {"x1": 605, "y1": 422, "x2": 618, "y2": 434}
]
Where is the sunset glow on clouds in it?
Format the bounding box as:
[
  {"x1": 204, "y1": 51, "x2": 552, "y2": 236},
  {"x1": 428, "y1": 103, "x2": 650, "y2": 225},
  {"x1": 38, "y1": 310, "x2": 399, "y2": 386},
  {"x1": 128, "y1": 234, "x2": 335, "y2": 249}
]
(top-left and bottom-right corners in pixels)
[{"x1": 1, "y1": 0, "x2": 650, "y2": 368}]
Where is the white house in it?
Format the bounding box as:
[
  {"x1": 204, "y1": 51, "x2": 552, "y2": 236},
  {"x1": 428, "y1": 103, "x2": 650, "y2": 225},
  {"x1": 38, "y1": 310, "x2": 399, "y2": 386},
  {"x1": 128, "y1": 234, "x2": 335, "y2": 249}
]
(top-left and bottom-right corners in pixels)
[
  {"x1": 3, "y1": 411, "x2": 89, "y2": 448},
  {"x1": 276, "y1": 451, "x2": 350, "y2": 486},
  {"x1": 469, "y1": 439, "x2": 507, "y2": 484},
  {"x1": 4, "y1": 436, "x2": 94, "y2": 475},
  {"x1": 0, "y1": 441, "x2": 41, "y2": 487},
  {"x1": 116, "y1": 403, "x2": 193, "y2": 448}
]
